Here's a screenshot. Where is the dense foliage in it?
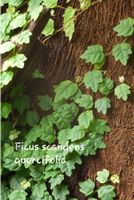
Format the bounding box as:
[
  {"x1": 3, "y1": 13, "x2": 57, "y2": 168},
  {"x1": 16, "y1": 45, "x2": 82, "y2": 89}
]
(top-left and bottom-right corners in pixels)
[{"x1": 1, "y1": 0, "x2": 134, "y2": 199}]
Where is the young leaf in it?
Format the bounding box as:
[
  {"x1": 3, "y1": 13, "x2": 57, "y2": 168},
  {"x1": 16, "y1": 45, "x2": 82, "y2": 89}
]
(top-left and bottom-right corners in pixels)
[
  {"x1": 0, "y1": 71, "x2": 14, "y2": 88},
  {"x1": 10, "y1": 13, "x2": 26, "y2": 30},
  {"x1": 63, "y1": 7, "x2": 76, "y2": 40},
  {"x1": 74, "y1": 94, "x2": 93, "y2": 109},
  {"x1": 114, "y1": 17, "x2": 134, "y2": 37},
  {"x1": 97, "y1": 185, "x2": 116, "y2": 200},
  {"x1": 114, "y1": 83, "x2": 131, "y2": 101},
  {"x1": 52, "y1": 184, "x2": 69, "y2": 200},
  {"x1": 28, "y1": 0, "x2": 43, "y2": 21},
  {"x1": 42, "y1": 19, "x2": 55, "y2": 37},
  {"x1": 43, "y1": 0, "x2": 58, "y2": 8},
  {"x1": 1, "y1": 102, "x2": 12, "y2": 119},
  {"x1": 99, "y1": 78, "x2": 114, "y2": 95},
  {"x1": 25, "y1": 110, "x2": 39, "y2": 127},
  {"x1": 3, "y1": 54, "x2": 27, "y2": 70},
  {"x1": 110, "y1": 174, "x2": 120, "y2": 184},
  {"x1": 80, "y1": 45, "x2": 105, "y2": 67},
  {"x1": 54, "y1": 80, "x2": 78, "y2": 102},
  {"x1": 0, "y1": 41, "x2": 15, "y2": 54},
  {"x1": 112, "y1": 42, "x2": 132, "y2": 65},
  {"x1": 13, "y1": 95, "x2": 30, "y2": 114},
  {"x1": 79, "y1": 179, "x2": 95, "y2": 196},
  {"x1": 37, "y1": 95, "x2": 53, "y2": 111},
  {"x1": 78, "y1": 110, "x2": 94, "y2": 128},
  {"x1": 96, "y1": 169, "x2": 110, "y2": 183},
  {"x1": 9, "y1": 129, "x2": 21, "y2": 140},
  {"x1": 32, "y1": 69, "x2": 45, "y2": 78},
  {"x1": 95, "y1": 98, "x2": 111, "y2": 114},
  {"x1": 9, "y1": 190, "x2": 27, "y2": 200},
  {"x1": 79, "y1": 0, "x2": 92, "y2": 10},
  {"x1": 83, "y1": 70, "x2": 103, "y2": 92},
  {"x1": 12, "y1": 30, "x2": 32, "y2": 44}
]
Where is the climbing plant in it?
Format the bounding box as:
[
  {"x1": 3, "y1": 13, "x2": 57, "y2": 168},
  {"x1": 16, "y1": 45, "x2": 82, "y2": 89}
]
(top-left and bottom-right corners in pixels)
[{"x1": 1, "y1": 0, "x2": 134, "y2": 200}]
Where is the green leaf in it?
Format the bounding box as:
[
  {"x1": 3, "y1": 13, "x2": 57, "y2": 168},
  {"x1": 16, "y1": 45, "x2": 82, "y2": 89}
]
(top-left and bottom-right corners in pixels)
[
  {"x1": 40, "y1": 115, "x2": 55, "y2": 144},
  {"x1": 25, "y1": 125, "x2": 43, "y2": 145},
  {"x1": 3, "y1": 152, "x2": 21, "y2": 171},
  {"x1": 2, "y1": 143, "x2": 14, "y2": 158},
  {"x1": 10, "y1": 13, "x2": 26, "y2": 30},
  {"x1": 112, "y1": 42, "x2": 132, "y2": 65},
  {"x1": 80, "y1": 45, "x2": 105, "y2": 66},
  {"x1": 0, "y1": 41, "x2": 15, "y2": 54},
  {"x1": 97, "y1": 185, "x2": 116, "y2": 200},
  {"x1": 52, "y1": 102, "x2": 79, "y2": 130},
  {"x1": 58, "y1": 129, "x2": 71, "y2": 145},
  {"x1": 89, "y1": 119, "x2": 110, "y2": 135},
  {"x1": 37, "y1": 95, "x2": 53, "y2": 111},
  {"x1": 13, "y1": 95, "x2": 30, "y2": 114},
  {"x1": 30, "y1": 165, "x2": 44, "y2": 180},
  {"x1": 69, "y1": 125, "x2": 85, "y2": 142},
  {"x1": 95, "y1": 98, "x2": 111, "y2": 114},
  {"x1": 96, "y1": 169, "x2": 110, "y2": 183},
  {"x1": 0, "y1": 71, "x2": 14, "y2": 88},
  {"x1": 0, "y1": 13, "x2": 12, "y2": 42},
  {"x1": 9, "y1": 129, "x2": 21, "y2": 140},
  {"x1": 114, "y1": 83, "x2": 131, "y2": 101},
  {"x1": 28, "y1": 0, "x2": 43, "y2": 21},
  {"x1": 78, "y1": 110, "x2": 94, "y2": 128},
  {"x1": 8, "y1": 0, "x2": 23, "y2": 7},
  {"x1": 42, "y1": 19, "x2": 55, "y2": 37},
  {"x1": 63, "y1": 7, "x2": 76, "y2": 40},
  {"x1": 12, "y1": 30, "x2": 32, "y2": 44},
  {"x1": 79, "y1": 0, "x2": 92, "y2": 10},
  {"x1": 1, "y1": 183, "x2": 11, "y2": 200},
  {"x1": 79, "y1": 179, "x2": 95, "y2": 196},
  {"x1": 25, "y1": 110, "x2": 39, "y2": 127},
  {"x1": 9, "y1": 175, "x2": 27, "y2": 190},
  {"x1": 54, "y1": 80, "x2": 78, "y2": 102},
  {"x1": 99, "y1": 78, "x2": 114, "y2": 95},
  {"x1": 1, "y1": 102, "x2": 12, "y2": 119},
  {"x1": 42, "y1": 192, "x2": 53, "y2": 200},
  {"x1": 52, "y1": 184, "x2": 69, "y2": 200},
  {"x1": 32, "y1": 69, "x2": 45, "y2": 78},
  {"x1": 43, "y1": 0, "x2": 58, "y2": 8},
  {"x1": 31, "y1": 183, "x2": 47, "y2": 199},
  {"x1": 114, "y1": 17, "x2": 134, "y2": 37},
  {"x1": 74, "y1": 94, "x2": 93, "y2": 109},
  {"x1": 49, "y1": 174, "x2": 64, "y2": 189},
  {"x1": 83, "y1": 70, "x2": 103, "y2": 92},
  {"x1": 9, "y1": 190, "x2": 27, "y2": 200},
  {"x1": 3, "y1": 54, "x2": 27, "y2": 70}
]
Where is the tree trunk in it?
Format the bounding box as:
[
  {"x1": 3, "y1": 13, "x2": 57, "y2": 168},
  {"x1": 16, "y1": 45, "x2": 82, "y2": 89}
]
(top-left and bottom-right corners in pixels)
[{"x1": 14, "y1": 0, "x2": 134, "y2": 199}]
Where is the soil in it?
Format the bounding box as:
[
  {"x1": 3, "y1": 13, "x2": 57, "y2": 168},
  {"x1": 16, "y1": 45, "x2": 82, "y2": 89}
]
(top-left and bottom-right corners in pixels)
[{"x1": 13, "y1": 0, "x2": 134, "y2": 199}]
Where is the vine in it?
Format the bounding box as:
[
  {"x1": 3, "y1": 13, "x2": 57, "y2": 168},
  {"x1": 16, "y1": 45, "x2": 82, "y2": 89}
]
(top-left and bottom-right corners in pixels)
[{"x1": 1, "y1": 1, "x2": 134, "y2": 200}]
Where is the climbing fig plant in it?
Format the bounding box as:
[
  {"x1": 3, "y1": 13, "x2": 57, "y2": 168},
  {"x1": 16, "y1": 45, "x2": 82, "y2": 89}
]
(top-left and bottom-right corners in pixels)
[{"x1": 0, "y1": 1, "x2": 134, "y2": 200}]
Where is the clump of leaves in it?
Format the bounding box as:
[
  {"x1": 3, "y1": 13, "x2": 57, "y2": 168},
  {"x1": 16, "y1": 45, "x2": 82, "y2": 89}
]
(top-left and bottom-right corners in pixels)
[{"x1": 79, "y1": 169, "x2": 120, "y2": 200}]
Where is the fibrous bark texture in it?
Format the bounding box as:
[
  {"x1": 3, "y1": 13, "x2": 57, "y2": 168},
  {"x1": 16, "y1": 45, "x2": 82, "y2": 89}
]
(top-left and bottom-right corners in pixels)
[{"x1": 15, "y1": 0, "x2": 134, "y2": 199}]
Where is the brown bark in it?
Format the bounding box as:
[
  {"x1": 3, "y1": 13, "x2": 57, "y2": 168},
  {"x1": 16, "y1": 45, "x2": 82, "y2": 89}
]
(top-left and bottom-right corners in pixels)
[{"x1": 14, "y1": 0, "x2": 134, "y2": 199}]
